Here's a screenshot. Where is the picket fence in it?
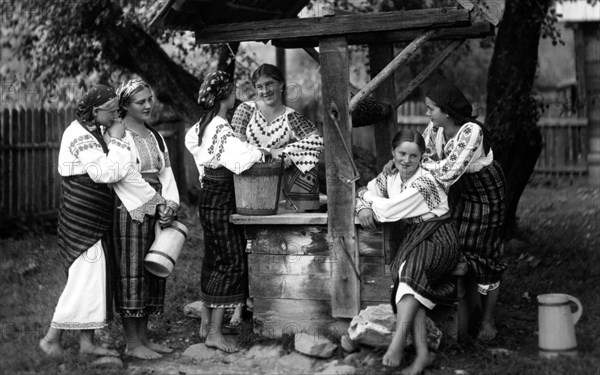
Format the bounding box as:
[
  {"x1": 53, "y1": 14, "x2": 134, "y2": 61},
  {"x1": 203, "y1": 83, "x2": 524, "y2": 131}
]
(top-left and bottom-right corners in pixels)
[{"x1": 0, "y1": 103, "x2": 590, "y2": 218}]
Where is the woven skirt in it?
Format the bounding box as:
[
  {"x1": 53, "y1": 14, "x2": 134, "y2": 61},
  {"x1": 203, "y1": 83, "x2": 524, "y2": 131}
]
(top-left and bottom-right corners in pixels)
[
  {"x1": 450, "y1": 160, "x2": 507, "y2": 285},
  {"x1": 109, "y1": 182, "x2": 166, "y2": 318},
  {"x1": 390, "y1": 219, "x2": 459, "y2": 309},
  {"x1": 283, "y1": 165, "x2": 320, "y2": 212},
  {"x1": 197, "y1": 168, "x2": 247, "y2": 308}
]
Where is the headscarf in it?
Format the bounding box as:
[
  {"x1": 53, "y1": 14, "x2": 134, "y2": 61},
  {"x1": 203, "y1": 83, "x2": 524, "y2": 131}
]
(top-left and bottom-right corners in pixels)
[
  {"x1": 116, "y1": 78, "x2": 152, "y2": 113},
  {"x1": 426, "y1": 82, "x2": 475, "y2": 121},
  {"x1": 197, "y1": 71, "x2": 233, "y2": 110},
  {"x1": 426, "y1": 82, "x2": 491, "y2": 155},
  {"x1": 75, "y1": 85, "x2": 117, "y2": 127}
]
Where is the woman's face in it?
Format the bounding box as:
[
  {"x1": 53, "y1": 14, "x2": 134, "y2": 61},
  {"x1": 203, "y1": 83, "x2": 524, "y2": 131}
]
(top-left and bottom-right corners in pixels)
[
  {"x1": 125, "y1": 88, "x2": 154, "y2": 122},
  {"x1": 425, "y1": 97, "x2": 449, "y2": 128},
  {"x1": 255, "y1": 75, "x2": 284, "y2": 106},
  {"x1": 392, "y1": 141, "x2": 422, "y2": 178},
  {"x1": 93, "y1": 100, "x2": 120, "y2": 127}
]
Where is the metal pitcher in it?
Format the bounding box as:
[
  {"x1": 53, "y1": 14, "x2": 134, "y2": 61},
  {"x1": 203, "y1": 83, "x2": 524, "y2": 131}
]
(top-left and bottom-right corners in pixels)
[{"x1": 537, "y1": 293, "x2": 582, "y2": 358}]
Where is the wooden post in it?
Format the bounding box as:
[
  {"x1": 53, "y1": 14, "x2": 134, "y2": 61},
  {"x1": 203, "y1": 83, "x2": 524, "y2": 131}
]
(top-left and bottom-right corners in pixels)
[
  {"x1": 369, "y1": 44, "x2": 397, "y2": 171},
  {"x1": 276, "y1": 47, "x2": 287, "y2": 105},
  {"x1": 349, "y1": 30, "x2": 436, "y2": 113},
  {"x1": 319, "y1": 36, "x2": 360, "y2": 318}
]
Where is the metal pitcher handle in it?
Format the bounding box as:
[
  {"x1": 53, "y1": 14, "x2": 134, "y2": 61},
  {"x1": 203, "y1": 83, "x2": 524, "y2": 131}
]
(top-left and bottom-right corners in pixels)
[{"x1": 568, "y1": 295, "x2": 583, "y2": 325}]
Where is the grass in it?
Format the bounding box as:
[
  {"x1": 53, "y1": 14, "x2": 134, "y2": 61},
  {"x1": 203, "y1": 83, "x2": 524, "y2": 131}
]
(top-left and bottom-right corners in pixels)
[{"x1": 1, "y1": 182, "x2": 599, "y2": 374}]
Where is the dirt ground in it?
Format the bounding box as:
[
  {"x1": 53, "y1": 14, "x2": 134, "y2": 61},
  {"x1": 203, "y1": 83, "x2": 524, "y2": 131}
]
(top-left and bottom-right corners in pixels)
[{"x1": 1, "y1": 180, "x2": 599, "y2": 375}]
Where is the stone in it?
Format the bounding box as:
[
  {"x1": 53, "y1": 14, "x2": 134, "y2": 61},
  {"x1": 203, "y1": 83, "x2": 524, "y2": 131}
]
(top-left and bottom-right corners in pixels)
[
  {"x1": 183, "y1": 301, "x2": 204, "y2": 318},
  {"x1": 294, "y1": 333, "x2": 337, "y2": 359},
  {"x1": 182, "y1": 343, "x2": 223, "y2": 361},
  {"x1": 90, "y1": 356, "x2": 124, "y2": 368},
  {"x1": 277, "y1": 352, "x2": 316, "y2": 371},
  {"x1": 348, "y1": 304, "x2": 442, "y2": 350},
  {"x1": 245, "y1": 344, "x2": 284, "y2": 360},
  {"x1": 340, "y1": 335, "x2": 359, "y2": 353}
]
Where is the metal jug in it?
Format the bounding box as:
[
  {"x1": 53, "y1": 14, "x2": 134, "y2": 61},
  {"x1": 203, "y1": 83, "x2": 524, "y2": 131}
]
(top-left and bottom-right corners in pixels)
[{"x1": 537, "y1": 293, "x2": 582, "y2": 358}]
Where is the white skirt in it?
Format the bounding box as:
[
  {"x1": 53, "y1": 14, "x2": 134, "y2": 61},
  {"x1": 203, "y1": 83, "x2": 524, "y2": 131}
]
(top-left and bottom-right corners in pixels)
[
  {"x1": 395, "y1": 261, "x2": 436, "y2": 310},
  {"x1": 51, "y1": 240, "x2": 107, "y2": 330}
]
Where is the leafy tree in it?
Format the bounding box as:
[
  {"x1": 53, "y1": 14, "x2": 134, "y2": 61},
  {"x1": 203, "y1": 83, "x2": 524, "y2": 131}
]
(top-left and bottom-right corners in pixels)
[{"x1": 2, "y1": 0, "x2": 564, "y2": 236}]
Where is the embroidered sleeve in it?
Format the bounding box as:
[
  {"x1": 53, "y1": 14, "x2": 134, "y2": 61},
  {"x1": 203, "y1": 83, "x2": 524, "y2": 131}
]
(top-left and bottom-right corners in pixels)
[
  {"x1": 283, "y1": 111, "x2": 324, "y2": 173},
  {"x1": 231, "y1": 102, "x2": 254, "y2": 142},
  {"x1": 409, "y1": 176, "x2": 441, "y2": 211},
  {"x1": 355, "y1": 172, "x2": 389, "y2": 214},
  {"x1": 69, "y1": 132, "x2": 131, "y2": 183},
  {"x1": 424, "y1": 123, "x2": 483, "y2": 188},
  {"x1": 422, "y1": 122, "x2": 441, "y2": 161},
  {"x1": 212, "y1": 123, "x2": 264, "y2": 174}
]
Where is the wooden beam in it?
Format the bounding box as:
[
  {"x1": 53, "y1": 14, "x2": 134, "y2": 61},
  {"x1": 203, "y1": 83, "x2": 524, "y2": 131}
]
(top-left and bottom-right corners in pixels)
[
  {"x1": 273, "y1": 23, "x2": 493, "y2": 48},
  {"x1": 349, "y1": 30, "x2": 436, "y2": 113},
  {"x1": 320, "y1": 36, "x2": 360, "y2": 318},
  {"x1": 369, "y1": 44, "x2": 397, "y2": 171},
  {"x1": 193, "y1": 8, "x2": 469, "y2": 43},
  {"x1": 393, "y1": 39, "x2": 464, "y2": 108}
]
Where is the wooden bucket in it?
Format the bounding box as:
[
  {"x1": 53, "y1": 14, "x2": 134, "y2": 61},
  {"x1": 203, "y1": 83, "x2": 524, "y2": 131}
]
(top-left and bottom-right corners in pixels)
[
  {"x1": 144, "y1": 220, "x2": 189, "y2": 278},
  {"x1": 234, "y1": 159, "x2": 284, "y2": 215}
]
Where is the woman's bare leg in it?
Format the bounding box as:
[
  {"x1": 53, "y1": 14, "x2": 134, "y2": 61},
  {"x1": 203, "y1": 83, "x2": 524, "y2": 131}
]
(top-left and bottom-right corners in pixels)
[
  {"x1": 382, "y1": 295, "x2": 419, "y2": 367},
  {"x1": 123, "y1": 317, "x2": 161, "y2": 359},
  {"x1": 402, "y1": 307, "x2": 434, "y2": 375},
  {"x1": 138, "y1": 316, "x2": 172, "y2": 353},
  {"x1": 478, "y1": 286, "x2": 500, "y2": 341},
  {"x1": 79, "y1": 329, "x2": 119, "y2": 356},
  {"x1": 39, "y1": 327, "x2": 64, "y2": 356},
  {"x1": 204, "y1": 307, "x2": 238, "y2": 353}
]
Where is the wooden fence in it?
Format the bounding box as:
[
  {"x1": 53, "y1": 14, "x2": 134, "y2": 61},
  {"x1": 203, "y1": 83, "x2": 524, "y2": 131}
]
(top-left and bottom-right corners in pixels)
[
  {"x1": 0, "y1": 103, "x2": 591, "y2": 218},
  {"x1": 0, "y1": 105, "x2": 183, "y2": 218}
]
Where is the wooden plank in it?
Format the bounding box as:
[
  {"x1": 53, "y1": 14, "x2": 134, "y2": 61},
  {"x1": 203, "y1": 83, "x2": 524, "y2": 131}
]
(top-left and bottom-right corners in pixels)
[
  {"x1": 320, "y1": 36, "x2": 360, "y2": 318},
  {"x1": 1, "y1": 109, "x2": 8, "y2": 214},
  {"x1": 349, "y1": 30, "x2": 436, "y2": 113},
  {"x1": 231, "y1": 212, "x2": 328, "y2": 225},
  {"x1": 9, "y1": 108, "x2": 19, "y2": 216},
  {"x1": 246, "y1": 226, "x2": 330, "y2": 256},
  {"x1": 252, "y1": 298, "x2": 338, "y2": 338},
  {"x1": 274, "y1": 23, "x2": 493, "y2": 48},
  {"x1": 249, "y1": 273, "x2": 331, "y2": 300},
  {"x1": 193, "y1": 8, "x2": 470, "y2": 43},
  {"x1": 394, "y1": 40, "x2": 464, "y2": 108},
  {"x1": 369, "y1": 43, "x2": 397, "y2": 171},
  {"x1": 248, "y1": 253, "x2": 332, "y2": 276}
]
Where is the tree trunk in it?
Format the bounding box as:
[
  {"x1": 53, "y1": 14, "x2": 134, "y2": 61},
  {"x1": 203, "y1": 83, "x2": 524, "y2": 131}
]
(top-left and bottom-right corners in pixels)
[
  {"x1": 485, "y1": 0, "x2": 550, "y2": 238},
  {"x1": 101, "y1": 23, "x2": 203, "y2": 126}
]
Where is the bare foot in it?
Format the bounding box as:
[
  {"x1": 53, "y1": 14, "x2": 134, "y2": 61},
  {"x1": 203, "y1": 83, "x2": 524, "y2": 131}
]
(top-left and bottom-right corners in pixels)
[
  {"x1": 79, "y1": 343, "x2": 120, "y2": 357},
  {"x1": 198, "y1": 325, "x2": 209, "y2": 341},
  {"x1": 401, "y1": 351, "x2": 436, "y2": 375},
  {"x1": 125, "y1": 344, "x2": 162, "y2": 360},
  {"x1": 205, "y1": 334, "x2": 239, "y2": 353},
  {"x1": 478, "y1": 322, "x2": 498, "y2": 341},
  {"x1": 382, "y1": 343, "x2": 403, "y2": 367},
  {"x1": 145, "y1": 341, "x2": 173, "y2": 354},
  {"x1": 39, "y1": 338, "x2": 64, "y2": 357}
]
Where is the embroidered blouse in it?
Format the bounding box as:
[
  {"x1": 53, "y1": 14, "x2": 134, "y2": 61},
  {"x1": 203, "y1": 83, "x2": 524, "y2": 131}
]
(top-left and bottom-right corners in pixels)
[
  {"x1": 355, "y1": 167, "x2": 449, "y2": 224},
  {"x1": 185, "y1": 115, "x2": 265, "y2": 182},
  {"x1": 231, "y1": 102, "x2": 323, "y2": 174},
  {"x1": 422, "y1": 121, "x2": 493, "y2": 188},
  {"x1": 57, "y1": 120, "x2": 131, "y2": 183},
  {"x1": 111, "y1": 129, "x2": 180, "y2": 222}
]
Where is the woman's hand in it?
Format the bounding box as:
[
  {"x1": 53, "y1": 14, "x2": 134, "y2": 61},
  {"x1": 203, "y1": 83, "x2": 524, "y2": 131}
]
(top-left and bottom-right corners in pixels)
[
  {"x1": 357, "y1": 208, "x2": 377, "y2": 230},
  {"x1": 259, "y1": 149, "x2": 272, "y2": 162},
  {"x1": 282, "y1": 154, "x2": 293, "y2": 168},
  {"x1": 271, "y1": 148, "x2": 285, "y2": 159},
  {"x1": 158, "y1": 205, "x2": 175, "y2": 227},
  {"x1": 382, "y1": 159, "x2": 397, "y2": 176}
]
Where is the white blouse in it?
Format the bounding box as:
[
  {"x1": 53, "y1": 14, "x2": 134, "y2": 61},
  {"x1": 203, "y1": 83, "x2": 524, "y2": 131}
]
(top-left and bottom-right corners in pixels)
[
  {"x1": 422, "y1": 121, "x2": 493, "y2": 188},
  {"x1": 57, "y1": 120, "x2": 131, "y2": 183},
  {"x1": 185, "y1": 115, "x2": 264, "y2": 182},
  {"x1": 356, "y1": 167, "x2": 449, "y2": 224}
]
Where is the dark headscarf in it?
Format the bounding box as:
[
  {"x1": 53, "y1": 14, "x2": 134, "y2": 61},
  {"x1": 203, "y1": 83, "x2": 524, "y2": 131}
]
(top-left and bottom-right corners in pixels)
[
  {"x1": 75, "y1": 85, "x2": 117, "y2": 127},
  {"x1": 426, "y1": 82, "x2": 491, "y2": 155},
  {"x1": 197, "y1": 71, "x2": 233, "y2": 110},
  {"x1": 196, "y1": 71, "x2": 234, "y2": 145}
]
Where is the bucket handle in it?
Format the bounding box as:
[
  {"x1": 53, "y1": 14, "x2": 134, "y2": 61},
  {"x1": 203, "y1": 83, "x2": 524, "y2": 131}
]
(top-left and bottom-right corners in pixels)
[{"x1": 567, "y1": 295, "x2": 583, "y2": 325}]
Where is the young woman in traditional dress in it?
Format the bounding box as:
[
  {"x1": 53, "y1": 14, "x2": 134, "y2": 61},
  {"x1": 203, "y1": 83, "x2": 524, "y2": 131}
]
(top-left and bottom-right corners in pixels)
[
  {"x1": 185, "y1": 71, "x2": 270, "y2": 353},
  {"x1": 385, "y1": 82, "x2": 507, "y2": 340},
  {"x1": 421, "y1": 83, "x2": 507, "y2": 340},
  {"x1": 40, "y1": 85, "x2": 129, "y2": 357},
  {"x1": 357, "y1": 129, "x2": 459, "y2": 374},
  {"x1": 109, "y1": 79, "x2": 180, "y2": 359},
  {"x1": 231, "y1": 63, "x2": 324, "y2": 212}
]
